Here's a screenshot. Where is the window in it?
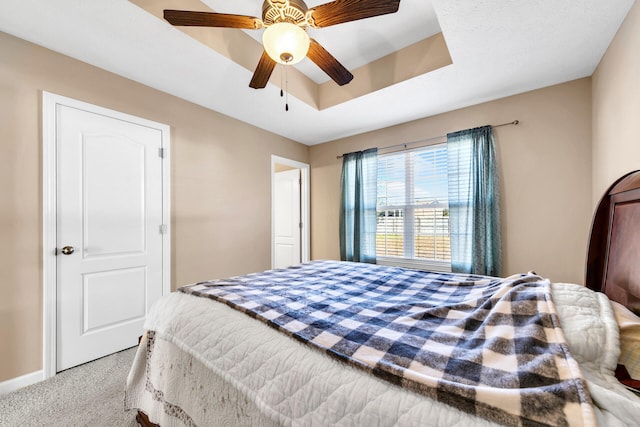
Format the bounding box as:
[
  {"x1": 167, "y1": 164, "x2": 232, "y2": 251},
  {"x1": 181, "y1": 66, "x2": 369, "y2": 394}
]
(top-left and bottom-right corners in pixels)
[{"x1": 376, "y1": 143, "x2": 450, "y2": 270}]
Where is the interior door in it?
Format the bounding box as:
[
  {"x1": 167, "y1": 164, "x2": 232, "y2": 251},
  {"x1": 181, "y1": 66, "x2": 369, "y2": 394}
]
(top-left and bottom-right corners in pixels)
[
  {"x1": 56, "y1": 104, "x2": 164, "y2": 372},
  {"x1": 274, "y1": 169, "x2": 301, "y2": 269}
]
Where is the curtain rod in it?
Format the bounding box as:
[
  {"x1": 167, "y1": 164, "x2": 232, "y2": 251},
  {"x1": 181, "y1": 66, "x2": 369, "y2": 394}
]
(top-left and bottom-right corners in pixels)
[{"x1": 336, "y1": 120, "x2": 519, "y2": 159}]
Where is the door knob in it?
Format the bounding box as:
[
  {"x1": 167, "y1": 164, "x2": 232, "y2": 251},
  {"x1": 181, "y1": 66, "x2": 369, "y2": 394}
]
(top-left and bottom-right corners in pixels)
[{"x1": 61, "y1": 246, "x2": 75, "y2": 255}]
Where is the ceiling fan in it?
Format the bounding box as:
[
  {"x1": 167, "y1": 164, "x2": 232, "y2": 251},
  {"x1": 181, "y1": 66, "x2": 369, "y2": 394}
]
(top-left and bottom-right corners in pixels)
[{"x1": 163, "y1": 0, "x2": 401, "y2": 89}]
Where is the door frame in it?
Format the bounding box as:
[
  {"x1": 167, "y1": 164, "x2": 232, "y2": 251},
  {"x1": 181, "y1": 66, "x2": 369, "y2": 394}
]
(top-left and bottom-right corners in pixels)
[
  {"x1": 271, "y1": 155, "x2": 310, "y2": 268},
  {"x1": 42, "y1": 92, "x2": 171, "y2": 379}
]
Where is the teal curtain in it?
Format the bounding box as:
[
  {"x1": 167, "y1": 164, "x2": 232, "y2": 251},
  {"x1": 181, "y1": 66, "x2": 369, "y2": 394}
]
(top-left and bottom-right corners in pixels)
[
  {"x1": 447, "y1": 126, "x2": 502, "y2": 276},
  {"x1": 340, "y1": 148, "x2": 378, "y2": 263}
]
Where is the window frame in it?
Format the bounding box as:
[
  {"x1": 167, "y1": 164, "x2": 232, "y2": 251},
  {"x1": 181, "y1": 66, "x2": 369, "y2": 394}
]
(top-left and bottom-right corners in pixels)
[{"x1": 376, "y1": 143, "x2": 451, "y2": 272}]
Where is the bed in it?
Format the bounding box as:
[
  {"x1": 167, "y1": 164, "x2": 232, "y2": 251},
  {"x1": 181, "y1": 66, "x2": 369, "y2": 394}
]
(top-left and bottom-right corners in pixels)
[{"x1": 125, "y1": 170, "x2": 640, "y2": 427}]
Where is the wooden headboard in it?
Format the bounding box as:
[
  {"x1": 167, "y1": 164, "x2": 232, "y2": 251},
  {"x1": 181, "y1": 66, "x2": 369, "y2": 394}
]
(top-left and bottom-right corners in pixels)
[{"x1": 586, "y1": 170, "x2": 640, "y2": 315}]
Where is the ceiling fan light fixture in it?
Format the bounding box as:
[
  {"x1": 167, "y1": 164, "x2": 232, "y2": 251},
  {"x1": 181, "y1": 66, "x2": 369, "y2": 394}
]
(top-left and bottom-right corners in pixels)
[
  {"x1": 164, "y1": 0, "x2": 401, "y2": 89},
  {"x1": 262, "y1": 22, "x2": 310, "y2": 65}
]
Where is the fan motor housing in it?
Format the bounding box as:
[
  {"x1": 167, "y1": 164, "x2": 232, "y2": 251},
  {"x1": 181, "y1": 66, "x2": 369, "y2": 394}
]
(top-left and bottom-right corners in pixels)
[{"x1": 262, "y1": 0, "x2": 308, "y2": 26}]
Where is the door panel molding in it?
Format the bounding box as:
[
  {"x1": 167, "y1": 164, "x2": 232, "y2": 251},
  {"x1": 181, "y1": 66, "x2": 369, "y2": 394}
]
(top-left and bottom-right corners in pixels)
[
  {"x1": 42, "y1": 92, "x2": 171, "y2": 379},
  {"x1": 271, "y1": 155, "x2": 310, "y2": 269}
]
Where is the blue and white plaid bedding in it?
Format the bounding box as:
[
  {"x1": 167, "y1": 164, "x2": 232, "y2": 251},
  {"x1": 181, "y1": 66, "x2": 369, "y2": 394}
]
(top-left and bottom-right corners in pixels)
[{"x1": 179, "y1": 260, "x2": 595, "y2": 426}]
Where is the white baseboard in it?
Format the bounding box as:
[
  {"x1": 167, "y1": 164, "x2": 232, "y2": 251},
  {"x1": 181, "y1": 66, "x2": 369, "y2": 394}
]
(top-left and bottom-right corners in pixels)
[{"x1": 0, "y1": 370, "x2": 44, "y2": 395}]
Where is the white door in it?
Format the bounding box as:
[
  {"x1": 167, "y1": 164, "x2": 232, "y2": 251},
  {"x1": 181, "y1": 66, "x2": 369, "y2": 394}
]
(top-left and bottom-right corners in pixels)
[
  {"x1": 274, "y1": 169, "x2": 301, "y2": 268},
  {"x1": 56, "y1": 104, "x2": 165, "y2": 371}
]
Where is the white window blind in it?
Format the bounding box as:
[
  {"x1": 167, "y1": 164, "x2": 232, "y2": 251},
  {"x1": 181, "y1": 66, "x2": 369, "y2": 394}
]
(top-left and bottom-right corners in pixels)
[{"x1": 376, "y1": 143, "x2": 450, "y2": 268}]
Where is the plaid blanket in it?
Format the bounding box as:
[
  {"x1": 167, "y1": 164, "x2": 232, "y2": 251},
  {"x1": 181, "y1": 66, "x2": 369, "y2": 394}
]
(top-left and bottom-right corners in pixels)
[{"x1": 179, "y1": 260, "x2": 595, "y2": 427}]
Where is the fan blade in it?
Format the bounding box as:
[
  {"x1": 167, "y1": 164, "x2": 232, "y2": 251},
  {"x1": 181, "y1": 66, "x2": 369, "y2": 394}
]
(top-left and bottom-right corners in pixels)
[
  {"x1": 308, "y1": 0, "x2": 400, "y2": 28},
  {"x1": 307, "y1": 39, "x2": 354, "y2": 86},
  {"x1": 163, "y1": 10, "x2": 262, "y2": 29},
  {"x1": 249, "y1": 51, "x2": 277, "y2": 89}
]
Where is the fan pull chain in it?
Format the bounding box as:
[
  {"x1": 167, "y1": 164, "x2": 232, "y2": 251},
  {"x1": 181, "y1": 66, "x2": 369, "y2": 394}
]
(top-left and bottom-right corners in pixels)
[
  {"x1": 278, "y1": 66, "x2": 290, "y2": 112},
  {"x1": 285, "y1": 66, "x2": 289, "y2": 112}
]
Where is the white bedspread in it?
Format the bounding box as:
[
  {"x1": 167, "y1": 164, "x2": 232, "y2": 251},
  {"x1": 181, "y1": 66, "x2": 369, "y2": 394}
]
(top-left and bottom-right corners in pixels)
[
  {"x1": 551, "y1": 283, "x2": 640, "y2": 426},
  {"x1": 125, "y1": 282, "x2": 640, "y2": 426}
]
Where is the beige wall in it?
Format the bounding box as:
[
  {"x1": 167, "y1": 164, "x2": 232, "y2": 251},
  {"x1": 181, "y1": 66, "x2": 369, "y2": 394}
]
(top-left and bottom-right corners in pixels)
[
  {"x1": 0, "y1": 31, "x2": 308, "y2": 382},
  {"x1": 592, "y1": 0, "x2": 640, "y2": 203},
  {"x1": 310, "y1": 79, "x2": 593, "y2": 285}
]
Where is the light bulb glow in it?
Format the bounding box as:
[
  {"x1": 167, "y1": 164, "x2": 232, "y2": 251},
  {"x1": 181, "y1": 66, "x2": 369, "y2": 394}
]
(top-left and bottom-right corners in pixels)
[{"x1": 262, "y1": 22, "x2": 310, "y2": 65}]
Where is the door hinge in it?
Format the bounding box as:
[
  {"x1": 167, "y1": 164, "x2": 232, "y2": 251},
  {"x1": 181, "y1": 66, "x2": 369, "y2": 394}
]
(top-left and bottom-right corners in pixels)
[
  {"x1": 299, "y1": 222, "x2": 303, "y2": 229},
  {"x1": 159, "y1": 148, "x2": 165, "y2": 158},
  {"x1": 159, "y1": 224, "x2": 168, "y2": 234}
]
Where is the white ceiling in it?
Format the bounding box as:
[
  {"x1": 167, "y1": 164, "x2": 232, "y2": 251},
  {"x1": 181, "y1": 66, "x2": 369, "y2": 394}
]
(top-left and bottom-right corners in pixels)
[{"x1": 0, "y1": 0, "x2": 635, "y2": 145}]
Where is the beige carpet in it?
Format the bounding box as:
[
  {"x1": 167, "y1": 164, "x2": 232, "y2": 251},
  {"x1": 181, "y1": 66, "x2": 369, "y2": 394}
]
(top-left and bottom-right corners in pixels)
[{"x1": 0, "y1": 347, "x2": 139, "y2": 427}]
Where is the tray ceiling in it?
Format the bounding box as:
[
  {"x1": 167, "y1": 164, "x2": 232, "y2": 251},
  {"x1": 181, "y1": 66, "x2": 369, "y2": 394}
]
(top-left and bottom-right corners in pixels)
[{"x1": 0, "y1": 0, "x2": 634, "y2": 144}]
